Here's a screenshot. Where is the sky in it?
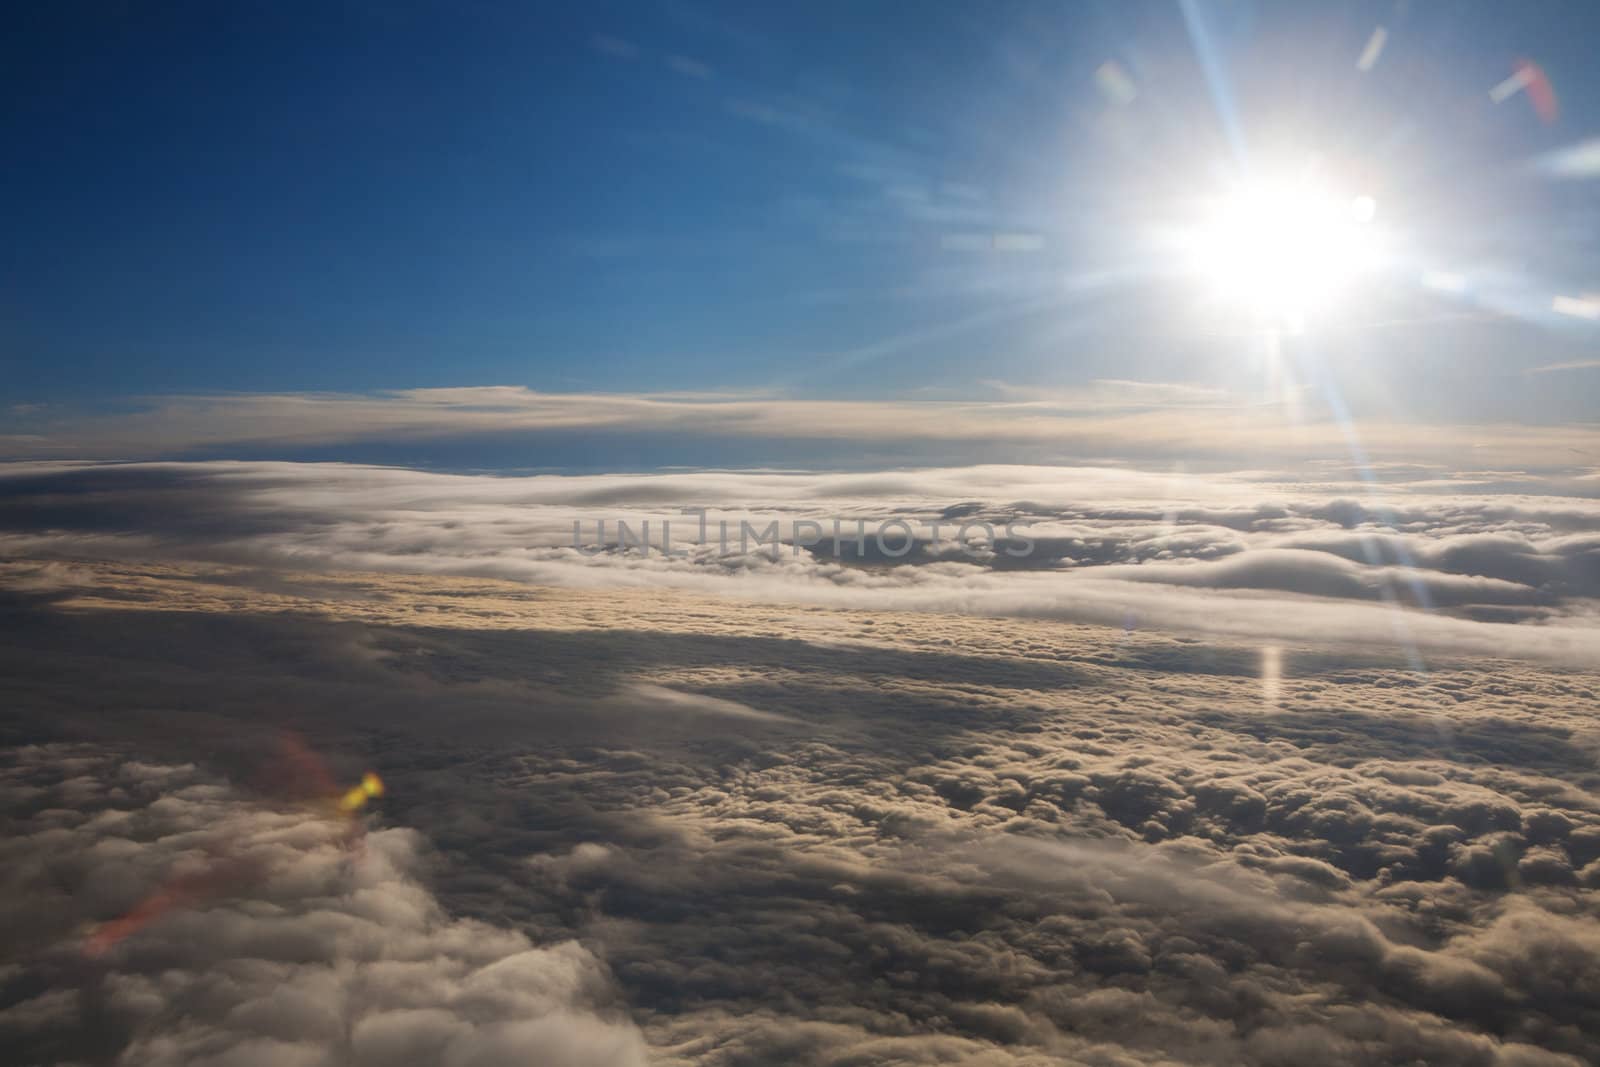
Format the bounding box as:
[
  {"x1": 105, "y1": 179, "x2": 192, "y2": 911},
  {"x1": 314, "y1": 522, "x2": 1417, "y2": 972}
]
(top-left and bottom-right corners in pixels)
[{"x1": 5, "y1": 0, "x2": 1600, "y2": 446}]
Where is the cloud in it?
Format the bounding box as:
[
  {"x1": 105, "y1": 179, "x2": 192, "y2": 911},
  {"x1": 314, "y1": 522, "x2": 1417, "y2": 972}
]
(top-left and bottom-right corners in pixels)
[
  {"x1": 1527, "y1": 359, "x2": 1600, "y2": 375},
  {"x1": 2, "y1": 459, "x2": 1599, "y2": 664},
  {"x1": 2, "y1": 456, "x2": 1599, "y2": 1060},
  {"x1": 592, "y1": 34, "x2": 640, "y2": 60},
  {"x1": 1100, "y1": 547, "x2": 1551, "y2": 609},
  {"x1": 665, "y1": 54, "x2": 712, "y2": 80},
  {"x1": 2, "y1": 558, "x2": 1600, "y2": 1063},
  {"x1": 617, "y1": 683, "x2": 797, "y2": 724},
  {"x1": 1531, "y1": 137, "x2": 1600, "y2": 180},
  {"x1": 4, "y1": 387, "x2": 1598, "y2": 468},
  {"x1": 0, "y1": 745, "x2": 648, "y2": 1067}
]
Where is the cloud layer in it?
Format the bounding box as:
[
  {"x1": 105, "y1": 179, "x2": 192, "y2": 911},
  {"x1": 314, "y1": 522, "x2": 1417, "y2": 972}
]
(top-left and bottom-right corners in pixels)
[
  {"x1": 6, "y1": 386, "x2": 1599, "y2": 468},
  {"x1": 2, "y1": 459, "x2": 1597, "y2": 663},
  {"x1": 1, "y1": 560, "x2": 1599, "y2": 1063},
  {"x1": 2, "y1": 451, "x2": 1599, "y2": 1063}
]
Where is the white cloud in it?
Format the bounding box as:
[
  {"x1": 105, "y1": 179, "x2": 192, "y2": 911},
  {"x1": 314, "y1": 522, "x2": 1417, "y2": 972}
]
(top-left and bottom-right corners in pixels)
[{"x1": 3, "y1": 459, "x2": 1599, "y2": 664}]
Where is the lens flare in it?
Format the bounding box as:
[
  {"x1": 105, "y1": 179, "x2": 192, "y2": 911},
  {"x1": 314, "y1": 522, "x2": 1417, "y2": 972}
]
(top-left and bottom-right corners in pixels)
[
  {"x1": 339, "y1": 771, "x2": 386, "y2": 813},
  {"x1": 84, "y1": 736, "x2": 384, "y2": 957}
]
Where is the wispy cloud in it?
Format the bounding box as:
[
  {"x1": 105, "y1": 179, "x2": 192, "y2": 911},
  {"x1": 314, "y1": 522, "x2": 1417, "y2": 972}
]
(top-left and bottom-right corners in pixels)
[
  {"x1": 1527, "y1": 359, "x2": 1600, "y2": 375},
  {"x1": 591, "y1": 34, "x2": 640, "y2": 60},
  {"x1": 664, "y1": 54, "x2": 712, "y2": 80},
  {"x1": 4, "y1": 387, "x2": 1597, "y2": 469}
]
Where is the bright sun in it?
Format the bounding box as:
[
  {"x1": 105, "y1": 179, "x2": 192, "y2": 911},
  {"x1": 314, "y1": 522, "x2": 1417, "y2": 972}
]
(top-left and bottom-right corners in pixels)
[{"x1": 1183, "y1": 176, "x2": 1382, "y2": 328}]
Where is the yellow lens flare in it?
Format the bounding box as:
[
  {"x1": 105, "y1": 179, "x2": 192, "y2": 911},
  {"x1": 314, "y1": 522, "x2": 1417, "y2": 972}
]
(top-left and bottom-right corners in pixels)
[{"x1": 339, "y1": 771, "x2": 385, "y2": 813}]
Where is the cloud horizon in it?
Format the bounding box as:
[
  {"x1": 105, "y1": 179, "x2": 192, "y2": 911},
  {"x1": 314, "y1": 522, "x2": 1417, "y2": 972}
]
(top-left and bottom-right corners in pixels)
[{"x1": 7, "y1": 386, "x2": 1599, "y2": 471}]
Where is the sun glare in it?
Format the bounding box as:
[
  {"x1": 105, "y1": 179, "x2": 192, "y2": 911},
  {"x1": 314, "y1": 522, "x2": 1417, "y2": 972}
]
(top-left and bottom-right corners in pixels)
[{"x1": 1183, "y1": 176, "x2": 1382, "y2": 328}]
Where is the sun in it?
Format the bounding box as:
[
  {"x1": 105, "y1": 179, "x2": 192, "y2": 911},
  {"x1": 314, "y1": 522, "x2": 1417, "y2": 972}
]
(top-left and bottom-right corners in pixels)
[{"x1": 1182, "y1": 175, "x2": 1382, "y2": 328}]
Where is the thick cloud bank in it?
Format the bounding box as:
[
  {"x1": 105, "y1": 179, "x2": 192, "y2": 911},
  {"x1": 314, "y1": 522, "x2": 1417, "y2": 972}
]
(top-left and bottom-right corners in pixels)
[
  {"x1": 1, "y1": 460, "x2": 1597, "y2": 663},
  {"x1": 0, "y1": 745, "x2": 647, "y2": 1067}
]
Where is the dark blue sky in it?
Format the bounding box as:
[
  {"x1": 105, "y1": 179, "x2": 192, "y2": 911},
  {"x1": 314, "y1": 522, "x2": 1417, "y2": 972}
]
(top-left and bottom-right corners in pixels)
[{"x1": 5, "y1": 0, "x2": 1599, "y2": 421}]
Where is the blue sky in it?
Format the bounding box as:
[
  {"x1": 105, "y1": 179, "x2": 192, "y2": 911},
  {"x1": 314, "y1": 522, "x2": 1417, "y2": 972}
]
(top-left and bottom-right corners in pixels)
[{"x1": 4, "y1": 0, "x2": 1600, "y2": 442}]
